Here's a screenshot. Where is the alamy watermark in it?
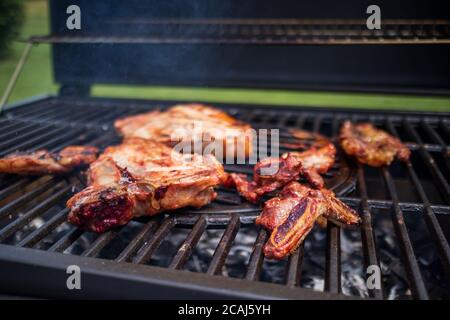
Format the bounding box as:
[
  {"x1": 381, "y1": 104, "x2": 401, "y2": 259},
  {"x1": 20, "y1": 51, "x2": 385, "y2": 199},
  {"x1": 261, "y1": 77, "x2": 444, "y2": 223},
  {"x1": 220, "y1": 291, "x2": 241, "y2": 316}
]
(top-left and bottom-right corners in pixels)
[
  {"x1": 170, "y1": 123, "x2": 281, "y2": 175},
  {"x1": 366, "y1": 5, "x2": 381, "y2": 30},
  {"x1": 366, "y1": 265, "x2": 382, "y2": 290},
  {"x1": 66, "y1": 5, "x2": 81, "y2": 30},
  {"x1": 66, "y1": 265, "x2": 81, "y2": 290}
]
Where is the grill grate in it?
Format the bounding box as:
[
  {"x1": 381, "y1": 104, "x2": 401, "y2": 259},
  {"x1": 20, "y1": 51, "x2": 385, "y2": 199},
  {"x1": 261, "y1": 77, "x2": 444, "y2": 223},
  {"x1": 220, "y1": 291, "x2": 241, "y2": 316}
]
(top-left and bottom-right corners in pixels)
[
  {"x1": 0, "y1": 96, "x2": 449, "y2": 299},
  {"x1": 29, "y1": 19, "x2": 450, "y2": 45}
]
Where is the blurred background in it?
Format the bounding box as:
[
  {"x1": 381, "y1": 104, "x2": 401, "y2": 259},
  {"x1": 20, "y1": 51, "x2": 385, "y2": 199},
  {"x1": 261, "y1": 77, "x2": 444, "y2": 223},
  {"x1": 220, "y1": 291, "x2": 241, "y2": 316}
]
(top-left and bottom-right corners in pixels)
[{"x1": 0, "y1": 0, "x2": 449, "y2": 111}]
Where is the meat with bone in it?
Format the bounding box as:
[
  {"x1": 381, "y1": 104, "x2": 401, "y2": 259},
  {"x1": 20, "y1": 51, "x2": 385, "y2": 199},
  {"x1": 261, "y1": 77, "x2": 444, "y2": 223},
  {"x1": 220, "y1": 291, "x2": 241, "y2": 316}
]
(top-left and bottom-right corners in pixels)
[
  {"x1": 339, "y1": 121, "x2": 410, "y2": 167},
  {"x1": 67, "y1": 138, "x2": 226, "y2": 233},
  {"x1": 256, "y1": 182, "x2": 360, "y2": 259},
  {"x1": 114, "y1": 104, "x2": 253, "y2": 158},
  {"x1": 0, "y1": 146, "x2": 98, "y2": 175},
  {"x1": 225, "y1": 131, "x2": 336, "y2": 203}
]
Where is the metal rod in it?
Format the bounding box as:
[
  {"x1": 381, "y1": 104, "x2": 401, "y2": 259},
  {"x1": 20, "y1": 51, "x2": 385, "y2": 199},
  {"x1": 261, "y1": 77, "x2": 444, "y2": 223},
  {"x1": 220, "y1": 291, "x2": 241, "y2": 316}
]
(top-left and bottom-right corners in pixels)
[
  {"x1": 0, "y1": 177, "x2": 57, "y2": 219},
  {"x1": 169, "y1": 216, "x2": 207, "y2": 270},
  {"x1": 325, "y1": 224, "x2": 341, "y2": 294},
  {"x1": 207, "y1": 214, "x2": 240, "y2": 275},
  {"x1": 17, "y1": 209, "x2": 68, "y2": 248},
  {"x1": 132, "y1": 217, "x2": 176, "y2": 264},
  {"x1": 382, "y1": 168, "x2": 429, "y2": 300},
  {"x1": 324, "y1": 116, "x2": 342, "y2": 294},
  {"x1": 385, "y1": 120, "x2": 450, "y2": 281},
  {"x1": 28, "y1": 35, "x2": 450, "y2": 45},
  {"x1": 82, "y1": 230, "x2": 120, "y2": 258},
  {"x1": 245, "y1": 229, "x2": 267, "y2": 281},
  {"x1": 0, "y1": 178, "x2": 32, "y2": 202},
  {"x1": 357, "y1": 165, "x2": 385, "y2": 299},
  {"x1": 404, "y1": 122, "x2": 450, "y2": 203},
  {"x1": 115, "y1": 220, "x2": 159, "y2": 262},
  {"x1": 0, "y1": 183, "x2": 72, "y2": 242},
  {"x1": 48, "y1": 227, "x2": 83, "y2": 253},
  {"x1": 285, "y1": 246, "x2": 304, "y2": 287},
  {"x1": 0, "y1": 42, "x2": 34, "y2": 115}
]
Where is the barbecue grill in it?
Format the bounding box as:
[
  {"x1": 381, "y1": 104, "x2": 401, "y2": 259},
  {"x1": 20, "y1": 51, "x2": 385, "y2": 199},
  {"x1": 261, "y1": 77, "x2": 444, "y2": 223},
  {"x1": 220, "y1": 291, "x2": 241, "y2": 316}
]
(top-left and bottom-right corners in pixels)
[{"x1": 0, "y1": 0, "x2": 450, "y2": 300}]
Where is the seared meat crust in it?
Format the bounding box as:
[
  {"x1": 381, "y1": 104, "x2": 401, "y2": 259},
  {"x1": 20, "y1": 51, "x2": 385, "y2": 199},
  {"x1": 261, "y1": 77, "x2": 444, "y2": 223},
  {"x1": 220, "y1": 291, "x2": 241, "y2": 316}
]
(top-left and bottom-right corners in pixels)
[
  {"x1": 340, "y1": 121, "x2": 410, "y2": 167},
  {"x1": 225, "y1": 130, "x2": 336, "y2": 203},
  {"x1": 256, "y1": 182, "x2": 360, "y2": 259},
  {"x1": 0, "y1": 146, "x2": 98, "y2": 175},
  {"x1": 115, "y1": 104, "x2": 253, "y2": 158},
  {"x1": 67, "y1": 138, "x2": 226, "y2": 233}
]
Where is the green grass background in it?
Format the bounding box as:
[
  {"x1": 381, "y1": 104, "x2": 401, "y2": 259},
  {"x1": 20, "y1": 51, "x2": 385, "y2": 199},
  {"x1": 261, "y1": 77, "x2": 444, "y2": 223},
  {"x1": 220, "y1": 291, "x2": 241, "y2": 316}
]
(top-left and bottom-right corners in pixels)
[{"x1": 1, "y1": 1, "x2": 450, "y2": 112}]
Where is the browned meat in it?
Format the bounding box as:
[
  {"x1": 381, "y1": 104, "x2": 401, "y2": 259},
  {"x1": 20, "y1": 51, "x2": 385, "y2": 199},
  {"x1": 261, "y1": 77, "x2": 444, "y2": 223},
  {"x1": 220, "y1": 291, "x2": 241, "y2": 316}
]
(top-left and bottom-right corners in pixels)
[
  {"x1": 256, "y1": 182, "x2": 360, "y2": 259},
  {"x1": 225, "y1": 131, "x2": 336, "y2": 203},
  {"x1": 67, "y1": 138, "x2": 226, "y2": 233},
  {"x1": 339, "y1": 121, "x2": 410, "y2": 167},
  {"x1": 0, "y1": 146, "x2": 98, "y2": 175},
  {"x1": 114, "y1": 104, "x2": 253, "y2": 158}
]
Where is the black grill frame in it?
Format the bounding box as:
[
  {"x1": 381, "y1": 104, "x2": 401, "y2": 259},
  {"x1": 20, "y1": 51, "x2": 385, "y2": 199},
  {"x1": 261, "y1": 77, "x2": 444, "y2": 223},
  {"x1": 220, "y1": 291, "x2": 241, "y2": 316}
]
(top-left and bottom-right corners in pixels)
[{"x1": 0, "y1": 95, "x2": 449, "y2": 299}]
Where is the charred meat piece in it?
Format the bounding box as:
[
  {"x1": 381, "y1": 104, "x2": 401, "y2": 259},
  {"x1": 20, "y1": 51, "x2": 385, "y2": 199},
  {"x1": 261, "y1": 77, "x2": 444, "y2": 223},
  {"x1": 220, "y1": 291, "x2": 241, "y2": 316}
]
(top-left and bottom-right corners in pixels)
[
  {"x1": 339, "y1": 121, "x2": 410, "y2": 167},
  {"x1": 115, "y1": 104, "x2": 253, "y2": 158},
  {"x1": 286, "y1": 129, "x2": 336, "y2": 175},
  {"x1": 67, "y1": 138, "x2": 226, "y2": 233},
  {"x1": 225, "y1": 131, "x2": 336, "y2": 203},
  {"x1": 0, "y1": 146, "x2": 98, "y2": 175},
  {"x1": 256, "y1": 182, "x2": 360, "y2": 259},
  {"x1": 225, "y1": 153, "x2": 311, "y2": 203}
]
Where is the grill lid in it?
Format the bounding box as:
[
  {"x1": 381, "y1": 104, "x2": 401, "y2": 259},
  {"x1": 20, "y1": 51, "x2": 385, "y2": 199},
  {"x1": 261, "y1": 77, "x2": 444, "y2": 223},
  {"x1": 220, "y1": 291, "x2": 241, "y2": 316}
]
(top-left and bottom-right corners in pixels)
[{"x1": 46, "y1": 0, "x2": 450, "y2": 94}]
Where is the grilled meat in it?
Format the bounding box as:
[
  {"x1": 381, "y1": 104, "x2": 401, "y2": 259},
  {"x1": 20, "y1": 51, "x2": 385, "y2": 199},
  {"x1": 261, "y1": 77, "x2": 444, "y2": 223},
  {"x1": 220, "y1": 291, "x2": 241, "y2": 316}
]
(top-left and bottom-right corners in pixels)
[
  {"x1": 0, "y1": 146, "x2": 98, "y2": 175},
  {"x1": 340, "y1": 121, "x2": 410, "y2": 167},
  {"x1": 225, "y1": 153, "x2": 314, "y2": 203},
  {"x1": 256, "y1": 182, "x2": 360, "y2": 259},
  {"x1": 225, "y1": 131, "x2": 336, "y2": 203},
  {"x1": 67, "y1": 138, "x2": 226, "y2": 233},
  {"x1": 115, "y1": 104, "x2": 253, "y2": 158}
]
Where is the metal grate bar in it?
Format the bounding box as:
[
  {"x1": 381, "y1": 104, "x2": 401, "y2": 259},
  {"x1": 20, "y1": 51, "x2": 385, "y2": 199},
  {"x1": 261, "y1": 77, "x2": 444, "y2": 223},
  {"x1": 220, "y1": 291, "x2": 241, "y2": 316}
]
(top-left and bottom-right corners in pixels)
[
  {"x1": 403, "y1": 122, "x2": 450, "y2": 203},
  {"x1": 382, "y1": 168, "x2": 429, "y2": 299},
  {"x1": 324, "y1": 116, "x2": 342, "y2": 293},
  {"x1": 0, "y1": 177, "x2": 32, "y2": 202},
  {"x1": 39, "y1": 130, "x2": 95, "y2": 153},
  {"x1": 93, "y1": 107, "x2": 139, "y2": 125},
  {"x1": 0, "y1": 126, "x2": 70, "y2": 156},
  {"x1": 82, "y1": 229, "x2": 121, "y2": 258},
  {"x1": 115, "y1": 220, "x2": 160, "y2": 262},
  {"x1": 10, "y1": 103, "x2": 85, "y2": 124},
  {"x1": 245, "y1": 229, "x2": 268, "y2": 281},
  {"x1": 207, "y1": 214, "x2": 240, "y2": 275},
  {"x1": 440, "y1": 121, "x2": 450, "y2": 142},
  {"x1": 0, "y1": 183, "x2": 73, "y2": 242},
  {"x1": 6, "y1": 101, "x2": 60, "y2": 118},
  {"x1": 285, "y1": 247, "x2": 304, "y2": 287},
  {"x1": 132, "y1": 217, "x2": 176, "y2": 264},
  {"x1": 356, "y1": 165, "x2": 384, "y2": 299},
  {"x1": 169, "y1": 216, "x2": 207, "y2": 270},
  {"x1": 0, "y1": 177, "x2": 57, "y2": 219},
  {"x1": 0, "y1": 124, "x2": 58, "y2": 151},
  {"x1": 1, "y1": 122, "x2": 40, "y2": 141},
  {"x1": 17, "y1": 208, "x2": 68, "y2": 248},
  {"x1": 0, "y1": 120, "x2": 25, "y2": 135},
  {"x1": 386, "y1": 120, "x2": 450, "y2": 280},
  {"x1": 28, "y1": 103, "x2": 103, "y2": 123},
  {"x1": 325, "y1": 224, "x2": 341, "y2": 293},
  {"x1": 48, "y1": 227, "x2": 83, "y2": 253},
  {"x1": 406, "y1": 160, "x2": 450, "y2": 279},
  {"x1": 52, "y1": 130, "x2": 111, "y2": 153},
  {"x1": 30, "y1": 33, "x2": 450, "y2": 45},
  {"x1": 339, "y1": 197, "x2": 450, "y2": 215},
  {"x1": 421, "y1": 121, "x2": 450, "y2": 171}
]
